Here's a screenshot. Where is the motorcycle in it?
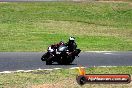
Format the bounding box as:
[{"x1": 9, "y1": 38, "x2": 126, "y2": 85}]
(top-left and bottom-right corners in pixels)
[{"x1": 41, "y1": 45, "x2": 81, "y2": 65}]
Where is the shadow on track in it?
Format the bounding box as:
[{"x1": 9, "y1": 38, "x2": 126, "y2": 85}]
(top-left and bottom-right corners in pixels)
[{"x1": 42, "y1": 62, "x2": 77, "y2": 66}]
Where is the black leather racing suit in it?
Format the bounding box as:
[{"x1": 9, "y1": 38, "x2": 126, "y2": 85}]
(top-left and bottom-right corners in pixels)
[{"x1": 65, "y1": 41, "x2": 77, "y2": 52}]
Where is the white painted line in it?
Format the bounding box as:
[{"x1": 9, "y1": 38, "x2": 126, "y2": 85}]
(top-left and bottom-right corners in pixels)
[
  {"x1": 43, "y1": 69, "x2": 53, "y2": 71},
  {"x1": 16, "y1": 70, "x2": 25, "y2": 72},
  {"x1": 23, "y1": 70, "x2": 34, "y2": 72},
  {"x1": 0, "y1": 72, "x2": 5, "y2": 74},
  {"x1": 98, "y1": 66, "x2": 118, "y2": 67},
  {"x1": 1, "y1": 66, "x2": 132, "y2": 74},
  {"x1": 0, "y1": 69, "x2": 54, "y2": 74},
  {"x1": 70, "y1": 67, "x2": 79, "y2": 69},
  {"x1": 53, "y1": 68, "x2": 62, "y2": 70},
  {"x1": 1, "y1": 71, "x2": 12, "y2": 73},
  {"x1": 37, "y1": 68, "x2": 43, "y2": 70},
  {"x1": 70, "y1": 67, "x2": 86, "y2": 69}
]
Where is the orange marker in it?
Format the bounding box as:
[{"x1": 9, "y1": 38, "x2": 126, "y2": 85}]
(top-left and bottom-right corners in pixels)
[{"x1": 78, "y1": 66, "x2": 86, "y2": 76}]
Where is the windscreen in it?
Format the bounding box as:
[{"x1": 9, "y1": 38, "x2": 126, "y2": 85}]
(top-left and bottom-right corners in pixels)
[{"x1": 58, "y1": 45, "x2": 67, "y2": 52}]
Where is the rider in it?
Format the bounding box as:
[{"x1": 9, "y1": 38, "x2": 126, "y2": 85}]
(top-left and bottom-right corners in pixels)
[
  {"x1": 47, "y1": 37, "x2": 79, "y2": 58},
  {"x1": 49, "y1": 37, "x2": 77, "y2": 53},
  {"x1": 65, "y1": 37, "x2": 77, "y2": 52},
  {"x1": 66, "y1": 37, "x2": 81, "y2": 57}
]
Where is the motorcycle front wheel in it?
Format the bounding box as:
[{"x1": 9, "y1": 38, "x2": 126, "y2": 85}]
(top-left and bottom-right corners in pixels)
[
  {"x1": 41, "y1": 53, "x2": 47, "y2": 61},
  {"x1": 46, "y1": 56, "x2": 54, "y2": 65}
]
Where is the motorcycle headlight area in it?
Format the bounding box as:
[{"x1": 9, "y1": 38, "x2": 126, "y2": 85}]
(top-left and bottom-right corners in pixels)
[
  {"x1": 48, "y1": 47, "x2": 54, "y2": 52},
  {"x1": 56, "y1": 51, "x2": 61, "y2": 54}
]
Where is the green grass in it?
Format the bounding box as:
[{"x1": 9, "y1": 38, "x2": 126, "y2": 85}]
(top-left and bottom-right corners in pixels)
[
  {"x1": 0, "y1": 66, "x2": 132, "y2": 88},
  {"x1": 0, "y1": 1, "x2": 132, "y2": 51}
]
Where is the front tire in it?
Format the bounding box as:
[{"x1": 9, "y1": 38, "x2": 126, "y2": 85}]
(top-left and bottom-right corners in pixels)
[
  {"x1": 41, "y1": 53, "x2": 47, "y2": 61},
  {"x1": 46, "y1": 56, "x2": 53, "y2": 65}
]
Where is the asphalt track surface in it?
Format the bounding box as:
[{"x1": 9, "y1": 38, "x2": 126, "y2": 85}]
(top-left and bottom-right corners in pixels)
[{"x1": 0, "y1": 52, "x2": 132, "y2": 72}]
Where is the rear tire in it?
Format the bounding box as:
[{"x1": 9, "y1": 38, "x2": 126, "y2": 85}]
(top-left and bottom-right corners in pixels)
[{"x1": 69, "y1": 56, "x2": 75, "y2": 63}]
